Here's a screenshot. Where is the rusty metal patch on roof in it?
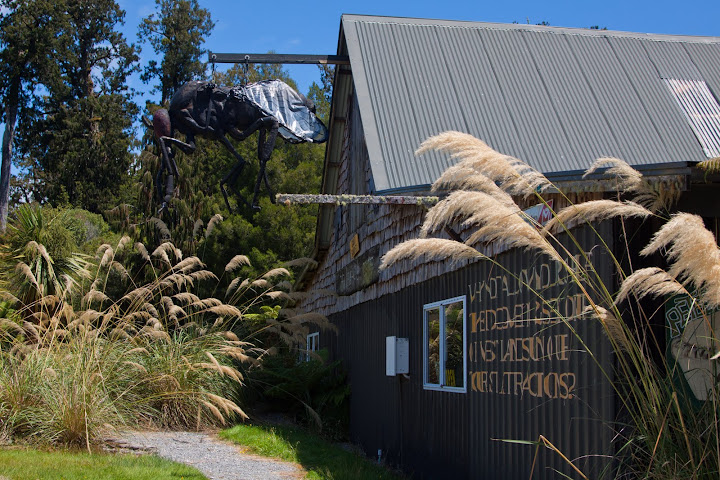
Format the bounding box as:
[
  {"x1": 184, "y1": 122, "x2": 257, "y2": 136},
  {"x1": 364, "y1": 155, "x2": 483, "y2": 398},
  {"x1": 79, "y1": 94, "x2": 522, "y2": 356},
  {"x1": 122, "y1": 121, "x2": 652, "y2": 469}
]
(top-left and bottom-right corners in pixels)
[{"x1": 664, "y1": 78, "x2": 720, "y2": 158}]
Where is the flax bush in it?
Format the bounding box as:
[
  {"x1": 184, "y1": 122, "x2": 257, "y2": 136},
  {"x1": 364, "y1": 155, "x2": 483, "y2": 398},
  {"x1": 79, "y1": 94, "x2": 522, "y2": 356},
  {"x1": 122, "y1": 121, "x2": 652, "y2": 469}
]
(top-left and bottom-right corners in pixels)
[{"x1": 383, "y1": 132, "x2": 720, "y2": 479}]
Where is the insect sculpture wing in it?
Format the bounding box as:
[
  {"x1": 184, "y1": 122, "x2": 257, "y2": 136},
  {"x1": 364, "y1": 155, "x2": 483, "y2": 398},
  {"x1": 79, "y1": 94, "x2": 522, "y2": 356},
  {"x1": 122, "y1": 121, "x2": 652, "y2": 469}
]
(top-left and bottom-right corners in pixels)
[{"x1": 243, "y1": 79, "x2": 328, "y2": 144}]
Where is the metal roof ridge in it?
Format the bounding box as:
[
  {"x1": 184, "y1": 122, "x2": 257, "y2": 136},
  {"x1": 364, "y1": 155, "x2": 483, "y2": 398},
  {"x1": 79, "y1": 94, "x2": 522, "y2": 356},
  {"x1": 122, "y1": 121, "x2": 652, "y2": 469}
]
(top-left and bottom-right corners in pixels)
[{"x1": 341, "y1": 14, "x2": 720, "y2": 44}]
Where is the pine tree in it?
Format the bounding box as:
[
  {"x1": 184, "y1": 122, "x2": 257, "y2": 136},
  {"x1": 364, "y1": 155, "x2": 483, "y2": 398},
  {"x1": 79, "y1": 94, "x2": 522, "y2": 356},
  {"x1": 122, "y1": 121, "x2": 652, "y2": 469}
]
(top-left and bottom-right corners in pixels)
[
  {"x1": 137, "y1": 0, "x2": 214, "y2": 104},
  {"x1": 18, "y1": 0, "x2": 139, "y2": 213}
]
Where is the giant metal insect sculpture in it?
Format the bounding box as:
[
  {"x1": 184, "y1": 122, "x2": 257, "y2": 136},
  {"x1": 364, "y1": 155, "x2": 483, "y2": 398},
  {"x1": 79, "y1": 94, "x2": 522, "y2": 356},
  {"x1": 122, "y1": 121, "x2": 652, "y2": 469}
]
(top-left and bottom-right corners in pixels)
[{"x1": 146, "y1": 79, "x2": 328, "y2": 211}]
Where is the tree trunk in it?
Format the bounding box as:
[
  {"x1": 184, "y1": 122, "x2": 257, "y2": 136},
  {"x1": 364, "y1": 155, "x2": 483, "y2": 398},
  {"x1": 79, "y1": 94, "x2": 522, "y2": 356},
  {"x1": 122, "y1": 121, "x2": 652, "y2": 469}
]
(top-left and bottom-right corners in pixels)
[{"x1": 0, "y1": 76, "x2": 20, "y2": 233}]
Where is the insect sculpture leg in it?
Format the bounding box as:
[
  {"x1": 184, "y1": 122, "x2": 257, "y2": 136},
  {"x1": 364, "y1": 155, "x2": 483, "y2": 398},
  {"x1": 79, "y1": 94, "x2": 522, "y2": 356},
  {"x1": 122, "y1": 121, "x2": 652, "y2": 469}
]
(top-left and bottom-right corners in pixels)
[
  {"x1": 252, "y1": 119, "x2": 279, "y2": 208},
  {"x1": 218, "y1": 135, "x2": 252, "y2": 212},
  {"x1": 219, "y1": 116, "x2": 279, "y2": 211},
  {"x1": 156, "y1": 137, "x2": 175, "y2": 214}
]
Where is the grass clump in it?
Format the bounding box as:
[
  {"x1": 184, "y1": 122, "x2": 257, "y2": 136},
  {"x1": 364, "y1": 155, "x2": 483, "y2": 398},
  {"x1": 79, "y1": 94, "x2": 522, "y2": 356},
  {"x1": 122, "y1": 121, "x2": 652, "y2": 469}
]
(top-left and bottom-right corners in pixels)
[
  {"x1": 220, "y1": 423, "x2": 404, "y2": 480},
  {"x1": 0, "y1": 448, "x2": 206, "y2": 479},
  {"x1": 0, "y1": 208, "x2": 330, "y2": 448}
]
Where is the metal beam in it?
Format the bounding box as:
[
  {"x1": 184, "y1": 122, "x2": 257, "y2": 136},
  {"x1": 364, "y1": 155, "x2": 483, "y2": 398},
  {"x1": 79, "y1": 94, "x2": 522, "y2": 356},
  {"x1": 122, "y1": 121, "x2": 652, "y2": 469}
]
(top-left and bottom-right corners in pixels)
[{"x1": 208, "y1": 52, "x2": 350, "y2": 65}]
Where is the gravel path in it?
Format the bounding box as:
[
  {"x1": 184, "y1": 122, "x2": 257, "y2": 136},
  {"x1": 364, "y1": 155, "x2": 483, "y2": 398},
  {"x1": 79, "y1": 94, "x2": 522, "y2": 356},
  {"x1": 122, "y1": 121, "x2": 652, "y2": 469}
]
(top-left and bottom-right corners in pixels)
[{"x1": 109, "y1": 431, "x2": 305, "y2": 480}]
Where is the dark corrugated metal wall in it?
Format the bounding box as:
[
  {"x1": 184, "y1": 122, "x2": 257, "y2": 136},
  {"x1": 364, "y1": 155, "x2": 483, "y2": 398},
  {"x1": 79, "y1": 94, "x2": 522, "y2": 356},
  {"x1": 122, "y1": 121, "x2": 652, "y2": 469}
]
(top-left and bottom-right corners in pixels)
[{"x1": 324, "y1": 224, "x2": 617, "y2": 479}]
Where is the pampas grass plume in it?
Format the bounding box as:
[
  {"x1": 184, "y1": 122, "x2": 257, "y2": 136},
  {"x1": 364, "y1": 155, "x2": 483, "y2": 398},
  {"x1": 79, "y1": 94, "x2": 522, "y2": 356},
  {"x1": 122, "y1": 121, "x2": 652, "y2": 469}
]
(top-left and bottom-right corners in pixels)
[
  {"x1": 381, "y1": 238, "x2": 486, "y2": 270},
  {"x1": 225, "y1": 255, "x2": 251, "y2": 272},
  {"x1": 615, "y1": 267, "x2": 687, "y2": 305},
  {"x1": 542, "y1": 200, "x2": 650, "y2": 236},
  {"x1": 640, "y1": 213, "x2": 720, "y2": 307}
]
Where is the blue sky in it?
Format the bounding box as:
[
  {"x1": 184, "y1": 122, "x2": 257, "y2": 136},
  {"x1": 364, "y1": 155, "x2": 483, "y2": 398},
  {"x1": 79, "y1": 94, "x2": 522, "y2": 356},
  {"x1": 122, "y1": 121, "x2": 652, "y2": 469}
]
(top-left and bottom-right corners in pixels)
[{"x1": 119, "y1": 0, "x2": 720, "y2": 101}]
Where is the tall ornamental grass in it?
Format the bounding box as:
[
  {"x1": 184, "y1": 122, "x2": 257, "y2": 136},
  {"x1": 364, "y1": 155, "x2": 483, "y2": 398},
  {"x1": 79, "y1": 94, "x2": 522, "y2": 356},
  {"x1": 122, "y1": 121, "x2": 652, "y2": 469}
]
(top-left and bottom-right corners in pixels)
[
  {"x1": 0, "y1": 215, "x2": 328, "y2": 449},
  {"x1": 382, "y1": 131, "x2": 719, "y2": 478}
]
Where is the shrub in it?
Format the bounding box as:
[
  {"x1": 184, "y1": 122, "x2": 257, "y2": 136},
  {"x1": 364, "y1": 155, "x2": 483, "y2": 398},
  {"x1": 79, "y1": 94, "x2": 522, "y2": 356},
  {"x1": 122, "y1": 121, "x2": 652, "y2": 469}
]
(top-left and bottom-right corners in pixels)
[{"x1": 251, "y1": 348, "x2": 349, "y2": 439}]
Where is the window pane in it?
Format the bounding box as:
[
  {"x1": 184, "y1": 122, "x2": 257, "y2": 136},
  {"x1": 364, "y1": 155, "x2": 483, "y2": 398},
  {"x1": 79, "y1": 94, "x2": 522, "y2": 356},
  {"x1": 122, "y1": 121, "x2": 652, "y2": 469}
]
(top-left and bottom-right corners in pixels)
[
  {"x1": 444, "y1": 301, "x2": 464, "y2": 388},
  {"x1": 426, "y1": 307, "x2": 440, "y2": 385}
]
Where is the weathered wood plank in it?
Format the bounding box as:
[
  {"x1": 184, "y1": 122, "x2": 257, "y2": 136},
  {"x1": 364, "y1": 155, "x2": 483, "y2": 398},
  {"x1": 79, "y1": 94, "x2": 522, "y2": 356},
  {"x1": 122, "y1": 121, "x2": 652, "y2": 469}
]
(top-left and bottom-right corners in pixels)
[{"x1": 276, "y1": 193, "x2": 439, "y2": 206}]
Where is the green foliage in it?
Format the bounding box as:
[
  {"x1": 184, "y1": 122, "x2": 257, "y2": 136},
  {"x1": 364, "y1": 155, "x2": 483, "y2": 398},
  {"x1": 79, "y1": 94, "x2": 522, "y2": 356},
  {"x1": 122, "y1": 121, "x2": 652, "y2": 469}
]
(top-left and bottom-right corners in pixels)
[
  {"x1": 138, "y1": 0, "x2": 215, "y2": 103},
  {"x1": 221, "y1": 423, "x2": 405, "y2": 480},
  {"x1": 0, "y1": 449, "x2": 207, "y2": 480},
  {"x1": 250, "y1": 349, "x2": 349, "y2": 438}
]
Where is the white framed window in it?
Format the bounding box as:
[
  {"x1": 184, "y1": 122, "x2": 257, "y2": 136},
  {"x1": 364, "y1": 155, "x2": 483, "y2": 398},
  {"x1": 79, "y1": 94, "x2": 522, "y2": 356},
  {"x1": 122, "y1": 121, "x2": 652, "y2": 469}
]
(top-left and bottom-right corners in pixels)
[
  {"x1": 305, "y1": 332, "x2": 320, "y2": 361},
  {"x1": 423, "y1": 296, "x2": 467, "y2": 393}
]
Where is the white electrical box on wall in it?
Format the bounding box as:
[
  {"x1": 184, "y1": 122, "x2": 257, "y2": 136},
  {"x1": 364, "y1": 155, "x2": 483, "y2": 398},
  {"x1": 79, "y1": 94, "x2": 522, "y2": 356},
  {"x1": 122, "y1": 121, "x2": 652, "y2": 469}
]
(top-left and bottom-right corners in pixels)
[{"x1": 386, "y1": 336, "x2": 409, "y2": 376}]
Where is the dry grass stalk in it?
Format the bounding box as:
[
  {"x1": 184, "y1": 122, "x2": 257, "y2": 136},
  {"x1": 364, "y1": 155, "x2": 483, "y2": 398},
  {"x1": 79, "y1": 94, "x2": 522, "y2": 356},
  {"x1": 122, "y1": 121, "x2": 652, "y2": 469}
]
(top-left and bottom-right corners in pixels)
[
  {"x1": 82, "y1": 289, "x2": 109, "y2": 308},
  {"x1": 173, "y1": 292, "x2": 201, "y2": 305},
  {"x1": 262, "y1": 268, "x2": 290, "y2": 280},
  {"x1": 251, "y1": 279, "x2": 270, "y2": 289},
  {"x1": 0, "y1": 290, "x2": 20, "y2": 304},
  {"x1": 431, "y1": 165, "x2": 517, "y2": 207},
  {"x1": 15, "y1": 263, "x2": 39, "y2": 290},
  {"x1": 161, "y1": 273, "x2": 189, "y2": 290},
  {"x1": 286, "y1": 312, "x2": 336, "y2": 332},
  {"x1": 615, "y1": 267, "x2": 688, "y2": 305},
  {"x1": 135, "y1": 243, "x2": 150, "y2": 262},
  {"x1": 110, "y1": 261, "x2": 130, "y2": 280},
  {"x1": 124, "y1": 361, "x2": 148, "y2": 374},
  {"x1": 124, "y1": 347, "x2": 149, "y2": 355},
  {"x1": 542, "y1": 200, "x2": 651, "y2": 236},
  {"x1": 225, "y1": 255, "x2": 251, "y2": 272},
  {"x1": 208, "y1": 304, "x2": 243, "y2": 318},
  {"x1": 148, "y1": 217, "x2": 170, "y2": 238},
  {"x1": 417, "y1": 131, "x2": 551, "y2": 197},
  {"x1": 116, "y1": 235, "x2": 132, "y2": 253},
  {"x1": 0, "y1": 318, "x2": 24, "y2": 335},
  {"x1": 122, "y1": 310, "x2": 152, "y2": 323},
  {"x1": 152, "y1": 248, "x2": 171, "y2": 266},
  {"x1": 380, "y1": 238, "x2": 486, "y2": 270},
  {"x1": 173, "y1": 256, "x2": 203, "y2": 273},
  {"x1": 205, "y1": 214, "x2": 223, "y2": 238},
  {"x1": 583, "y1": 306, "x2": 632, "y2": 351},
  {"x1": 584, "y1": 157, "x2": 643, "y2": 191},
  {"x1": 201, "y1": 400, "x2": 226, "y2": 425},
  {"x1": 189, "y1": 270, "x2": 217, "y2": 282},
  {"x1": 265, "y1": 291, "x2": 291, "y2": 301},
  {"x1": 167, "y1": 305, "x2": 187, "y2": 319},
  {"x1": 415, "y1": 131, "x2": 491, "y2": 157},
  {"x1": 191, "y1": 298, "x2": 222, "y2": 309},
  {"x1": 25, "y1": 241, "x2": 53, "y2": 267},
  {"x1": 192, "y1": 219, "x2": 204, "y2": 238},
  {"x1": 122, "y1": 287, "x2": 152, "y2": 303},
  {"x1": 283, "y1": 257, "x2": 318, "y2": 269},
  {"x1": 99, "y1": 247, "x2": 114, "y2": 268},
  {"x1": 640, "y1": 213, "x2": 720, "y2": 307},
  {"x1": 225, "y1": 277, "x2": 243, "y2": 298},
  {"x1": 420, "y1": 190, "x2": 519, "y2": 238},
  {"x1": 584, "y1": 157, "x2": 680, "y2": 212},
  {"x1": 456, "y1": 194, "x2": 563, "y2": 263}
]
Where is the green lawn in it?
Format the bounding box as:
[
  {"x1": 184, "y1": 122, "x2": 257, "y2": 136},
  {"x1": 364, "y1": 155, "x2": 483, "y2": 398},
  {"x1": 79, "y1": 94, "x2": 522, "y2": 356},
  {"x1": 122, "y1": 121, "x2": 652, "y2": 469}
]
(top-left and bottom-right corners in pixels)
[
  {"x1": 0, "y1": 448, "x2": 207, "y2": 480},
  {"x1": 220, "y1": 424, "x2": 405, "y2": 480}
]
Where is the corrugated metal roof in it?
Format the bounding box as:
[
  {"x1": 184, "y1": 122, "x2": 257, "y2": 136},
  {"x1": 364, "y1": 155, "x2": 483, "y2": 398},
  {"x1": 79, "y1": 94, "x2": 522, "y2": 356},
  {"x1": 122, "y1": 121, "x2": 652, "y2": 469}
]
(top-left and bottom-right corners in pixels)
[{"x1": 341, "y1": 15, "x2": 720, "y2": 193}]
